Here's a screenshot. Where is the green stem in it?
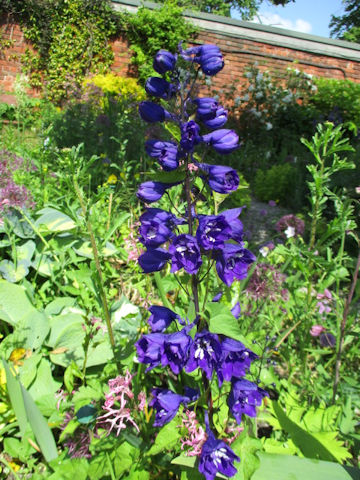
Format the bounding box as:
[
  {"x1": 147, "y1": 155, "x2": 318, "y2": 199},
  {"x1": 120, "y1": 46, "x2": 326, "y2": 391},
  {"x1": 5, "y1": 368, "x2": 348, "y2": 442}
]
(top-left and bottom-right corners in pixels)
[{"x1": 73, "y1": 176, "x2": 119, "y2": 370}]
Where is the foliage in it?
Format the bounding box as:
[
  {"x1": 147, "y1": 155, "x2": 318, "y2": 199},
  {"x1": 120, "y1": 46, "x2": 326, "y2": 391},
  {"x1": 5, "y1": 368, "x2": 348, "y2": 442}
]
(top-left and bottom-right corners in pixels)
[
  {"x1": 0, "y1": 0, "x2": 122, "y2": 103},
  {"x1": 330, "y1": 0, "x2": 360, "y2": 43},
  {"x1": 83, "y1": 73, "x2": 145, "y2": 101},
  {"x1": 123, "y1": 1, "x2": 198, "y2": 84},
  {"x1": 253, "y1": 163, "x2": 297, "y2": 205}
]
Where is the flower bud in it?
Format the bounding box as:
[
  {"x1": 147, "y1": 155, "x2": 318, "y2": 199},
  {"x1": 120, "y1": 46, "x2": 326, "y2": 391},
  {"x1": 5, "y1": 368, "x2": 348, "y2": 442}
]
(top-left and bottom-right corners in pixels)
[
  {"x1": 145, "y1": 140, "x2": 179, "y2": 171},
  {"x1": 153, "y1": 50, "x2": 177, "y2": 74},
  {"x1": 138, "y1": 101, "x2": 171, "y2": 123},
  {"x1": 145, "y1": 77, "x2": 175, "y2": 99},
  {"x1": 202, "y1": 129, "x2": 239, "y2": 154}
]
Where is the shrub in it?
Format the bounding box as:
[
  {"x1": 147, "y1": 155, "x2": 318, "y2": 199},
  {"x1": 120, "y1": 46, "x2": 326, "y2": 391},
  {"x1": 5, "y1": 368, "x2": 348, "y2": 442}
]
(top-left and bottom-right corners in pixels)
[{"x1": 253, "y1": 163, "x2": 297, "y2": 206}]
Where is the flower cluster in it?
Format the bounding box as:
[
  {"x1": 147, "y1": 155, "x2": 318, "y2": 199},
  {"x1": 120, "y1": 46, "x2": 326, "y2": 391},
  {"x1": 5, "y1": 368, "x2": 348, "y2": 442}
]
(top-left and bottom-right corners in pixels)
[
  {"x1": 275, "y1": 214, "x2": 305, "y2": 238},
  {"x1": 134, "y1": 44, "x2": 267, "y2": 480}
]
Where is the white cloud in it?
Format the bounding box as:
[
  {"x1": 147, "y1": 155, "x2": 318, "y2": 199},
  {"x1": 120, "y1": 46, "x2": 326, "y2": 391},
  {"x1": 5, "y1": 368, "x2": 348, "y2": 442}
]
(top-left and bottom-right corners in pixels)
[{"x1": 252, "y1": 12, "x2": 312, "y2": 34}]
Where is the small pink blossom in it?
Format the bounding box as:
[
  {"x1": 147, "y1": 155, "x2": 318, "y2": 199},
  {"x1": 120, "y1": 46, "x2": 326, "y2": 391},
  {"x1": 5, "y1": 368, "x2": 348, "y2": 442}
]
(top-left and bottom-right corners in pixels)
[
  {"x1": 179, "y1": 410, "x2": 207, "y2": 457},
  {"x1": 224, "y1": 423, "x2": 244, "y2": 445},
  {"x1": 188, "y1": 163, "x2": 198, "y2": 172},
  {"x1": 310, "y1": 325, "x2": 326, "y2": 337},
  {"x1": 137, "y1": 391, "x2": 147, "y2": 411}
]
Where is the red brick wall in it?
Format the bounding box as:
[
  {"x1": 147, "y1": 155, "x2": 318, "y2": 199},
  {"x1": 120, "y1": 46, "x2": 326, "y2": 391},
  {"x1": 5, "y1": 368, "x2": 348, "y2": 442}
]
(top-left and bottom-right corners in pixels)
[{"x1": 1, "y1": 16, "x2": 360, "y2": 102}]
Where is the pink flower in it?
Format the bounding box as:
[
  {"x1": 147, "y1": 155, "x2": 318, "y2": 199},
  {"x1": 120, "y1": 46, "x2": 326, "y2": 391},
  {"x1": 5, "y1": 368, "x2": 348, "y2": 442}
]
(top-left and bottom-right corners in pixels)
[
  {"x1": 316, "y1": 289, "x2": 333, "y2": 315},
  {"x1": 137, "y1": 391, "x2": 147, "y2": 411},
  {"x1": 310, "y1": 325, "x2": 326, "y2": 337},
  {"x1": 179, "y1": 410, "x2": 207, "y2": 457}
]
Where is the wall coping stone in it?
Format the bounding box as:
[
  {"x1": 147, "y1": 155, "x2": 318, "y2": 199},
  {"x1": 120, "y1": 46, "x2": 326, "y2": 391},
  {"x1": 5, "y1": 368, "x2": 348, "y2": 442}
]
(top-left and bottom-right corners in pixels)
[{"x1": 112, "y1": 0, "x2": 360, "y2": 61}]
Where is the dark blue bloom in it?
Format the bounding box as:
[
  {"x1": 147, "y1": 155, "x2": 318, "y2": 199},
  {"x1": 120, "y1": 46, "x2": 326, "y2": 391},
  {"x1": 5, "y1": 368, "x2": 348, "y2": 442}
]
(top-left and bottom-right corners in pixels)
[
  {"x1": 145, "y1": 77, "x2": 175, "y2": 99},
  {"x1": 138, "y1": 248, "x2": 171, "y2": 273},
  {"x1": 220, "y1": 338, "x2": 257, "y2": 383},
  {"x1": 145, "y1": 140, "x2": 179, "y2": 171},
  {"x1": 153, "y1": 50, "x2": 177, "y2": 74},
  {"x1": 139, "y1": 216, "x2": 173, "y2": 248},
  {"x1": 196, "y1": 214, "x2": 231, "y2": 250},
  {"x1": 161, "y1": 327, "x2": 193, "y2": 374},
  {"x1": 221, "y1": 208, "x2": 244, "y2": 242},
  {"x1": 139, "y1": 101, "x2": 171, "y2": 123},
  {"x1": 135, "y1": 333, "x2": 165, "y2": 371},
  {"x1": 231, "y1": 302, "x2": 241, "y2": 319},
  {"x1": 149, "y1": 388, "x2": 185, "y2": 427},
  {"x1": 203, "y1": 107, "x2": 228, "y2": 129},
  {"x1": 186, "y1": 330, "x2": 222, "y2": 381},
  {"x1": 199, "y1": 428, "x2": 240, "y2": 480},
  {"x1": 183, "y1": 386, "x2": 200, "y2": 404},
  {"x1": 198, "y1": 163, "x2": 239, "y2": 194},
  {"x1": 180, "y1": 121, "x2": 201, "y2": 152},
  {"x1": 136, "y1": 181, "x2": 177, "y2": 203},
  {"x1": 228, "y1": 378, "x2": 268, "y2": 424},
  {"x1": 181, "y1": 44, "x2": 224, "y2": 76},
  {"x1": 194, "y1": 97, "x2": 219, "y2": 121},
  {"x1": 202, "y1": 129, "x2": 239, "y2": 154},
  {"x1": 216, "y1": 243, "x2": 256, "y2": 286},
  {"x1": 169, "y1": 234, "x2": 202, "y2": 274},
  {"x1": 148, "y1": 305, "x2": 179, "y2": 332}
]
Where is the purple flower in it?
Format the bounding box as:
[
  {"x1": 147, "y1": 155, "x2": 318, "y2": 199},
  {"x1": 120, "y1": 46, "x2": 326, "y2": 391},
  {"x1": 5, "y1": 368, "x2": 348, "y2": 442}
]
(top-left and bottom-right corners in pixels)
[
  {"x1": 169, "y1": 234, "x2": 202, "y2": 274},
  {"x1": 319, "y1": 332, "x2": 336, "y2": 348},
  {"x1": 216, "y1": 243, "x2": 256, "y2": 287},
  {"x1": 138, "y1": 101, "x2": 171, "y2": 123},
  {"x1": 198, "y1": 163, "x2": 239, "y2": 194},
  {"x1": 199, "y1": 429, "x2": 240, "y2": 480},
  {"x1": 231, "y1": 302, "x2": 241, "y2": 319},
  {"x1": 153, "y1": 50, "x2": 177, "y2": 74},
  {"x1": 220, "y1": 338, "x2": 257, "y2": 383},
  {"x1": 139, "y1": 209, "x2": 174, "y2": 247},
  {"x1": 135, "y1": 333, "x2": 165, "y2": 371},
  {"x1": 181, "y1": 44, "x2": 224, "y2": 76},
  {"x1": 196, "y1": 214, "x2": 231, "y2": 250},
  {"x1": 310, "y1": 325, "x2": 326, "y2": 337},
  {"x1": 186, "y1": 331, "x2": 222, "y2": 381},
  {"x1": 228, "y1": 379, "x2": 268, "y2": 424},
  {"x1": 194, "y1": 97, "x2": 219, "y2": 121},
  {"x1": 136, "y1": 181, "x2": 177, "y2": 203},
  {"x1": 161, "y1": 327, "x2": 193, "y2": 374},
  {"x1": 145, "y1": 140, "x2": 179, "y2": 171},
  {"x1": 138, "y1": 248, "x2": 171, "y2": 273},
  {"x1": 145, "y1": 77, "x2": 175, "y2": 99},
  {"x1": 202, "y1": 129, "x2": 239, "y2": 154},
  {"x1": 150, "y1": 388, "x2": 185, "y2": 427},
  {"x1": 203, "y1": 107, "x2": 228, "y2": 129},
  {"x1": 180, "y1": 121, "x2": 201, "y2": 152},
  {"x1": 148, "y1": 305, "x2": 179, "y2": 332}
]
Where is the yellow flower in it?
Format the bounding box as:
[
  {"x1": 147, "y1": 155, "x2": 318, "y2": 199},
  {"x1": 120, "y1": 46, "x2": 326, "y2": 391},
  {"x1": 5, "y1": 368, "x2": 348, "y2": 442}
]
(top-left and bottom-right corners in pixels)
[{"x1": 107, "y1": 174, "x2": 117, "y2": 185}]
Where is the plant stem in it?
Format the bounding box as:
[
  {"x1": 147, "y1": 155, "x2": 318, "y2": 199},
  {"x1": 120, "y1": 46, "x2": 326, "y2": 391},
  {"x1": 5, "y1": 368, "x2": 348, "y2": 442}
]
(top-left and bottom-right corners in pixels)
[
  {"x1": 73, "y1": 176, "x2": 119, "y2": 370},
  {"x1": 332, "y1": 245, "x2": 360, "y2": 403}
]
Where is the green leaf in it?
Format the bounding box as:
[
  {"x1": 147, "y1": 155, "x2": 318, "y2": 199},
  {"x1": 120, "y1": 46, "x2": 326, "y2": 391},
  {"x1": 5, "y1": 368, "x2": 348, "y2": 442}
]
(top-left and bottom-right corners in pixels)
[
  {"x1": 147, "y1": 169, "x2": 186, "y2": 183},
  {"x1": 35, "y1": 207, "x2": 76, "y2": 232},
  {"x1": 272, "y1": 401, "x2": 338, "y2": 462},
  {"x1": 232, "y1": 432, "x2": 261, "y2": 480},
  {"x1": 0, "y1": 259, "x2": 29, "y2": 282},
  {"x1": 252, "y1": 452, "x2": 359, "y2": 480},
  {"x1": 21, "y1": 383, "x2": 58, "y2": 462},
  {"x1": 2, "y1": 359, "x2": 27, "y2": 436},
  {"x1": 146, "y1": 417, "x2": 181, "y2": 456},
  {"x1": 76, "y1": 404, "x2": 97, "y2": 424},
  {"x1": 48, "y1": 457, "x2": 90, "y2": 480}
]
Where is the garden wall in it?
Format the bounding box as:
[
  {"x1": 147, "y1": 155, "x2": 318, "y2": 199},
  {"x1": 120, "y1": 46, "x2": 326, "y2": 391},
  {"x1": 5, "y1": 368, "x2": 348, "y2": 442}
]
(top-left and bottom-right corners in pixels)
[{"x1": 1, "y1": 0, "x2": 360, "y2": 102}]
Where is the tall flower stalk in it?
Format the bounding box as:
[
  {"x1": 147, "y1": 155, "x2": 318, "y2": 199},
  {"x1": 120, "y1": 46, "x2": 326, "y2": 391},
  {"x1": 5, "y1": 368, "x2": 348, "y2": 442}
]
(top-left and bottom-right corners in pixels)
[{"x1": 135, "y1": 43, "x2": 267, "y2": 479}]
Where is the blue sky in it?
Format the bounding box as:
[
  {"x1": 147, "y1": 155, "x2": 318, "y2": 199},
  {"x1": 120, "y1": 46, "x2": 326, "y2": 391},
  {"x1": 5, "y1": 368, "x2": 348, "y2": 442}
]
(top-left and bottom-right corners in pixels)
[{"x1": 233, "y1": 0, "x2": 345, "y2": 38}]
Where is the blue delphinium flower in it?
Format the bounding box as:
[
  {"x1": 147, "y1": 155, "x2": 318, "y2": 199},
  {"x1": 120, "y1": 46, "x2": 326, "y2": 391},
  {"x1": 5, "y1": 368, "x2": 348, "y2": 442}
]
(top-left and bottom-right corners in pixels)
[
  {"x1": 196, "y1": 214, "x2": 231, "y2": 251},
  {"x1": 135, "y1": 333, "x2": 165, "y2": 371},
  {"x1": 199, "y1": 428, "x2": 240, "y2": 480},
  {"x1": 181, "y1": 44, "x2": 224, "y2": 76},
  {"x1": 145, "y1": 140, "x2": 179, "y2": 171},
  {"x1": 136, "y1": 181, "x2": 177, "y2": 203},
  {"x1": 138, "y1": 248, "x2": 171, "y2": 273},
  {"x1": 220, "y1": 338, "x2": 257, "y2": 383},
  {"x1": 216, "y1": 243, "x2": 256, "y2": 286},
  {"x1": 228, "y1": 378, "x2": 268, "y2": 424},
  {"x1": 231, "y1": 302, "x2": 241, "y2": 319},
  {"x1": 203, "y1": 107, "x2": 228, "y2": 129},
  {"x1": 139, "y1": 216, "x2": 173, "y2": 248},
  {"x1": 194, "y1": 97, "x2": 219, "y2": 120},
  {"x1": 153, "y1": 50, "x2": 177, "y2": 74},
  {"x1": 221, "y1": 207, "x2": 244, "y2": 242},
  {"x1": 161, "y1": 327, "x2": 193, "y2": 374},
  {"x1": 150, "y1": 388, "x2": 186, "y2": 427},
  {"x1": 180, "y1": 121, "x2": 201, "y2": 152},
  {"x1": 147, "y1": 305, "x2": 180, "y2": 332},
  {"x1": 201, "y1": 129, "x2": 239, "y2": 154},
  {"x1": 186, "y1": 330, "x2": 223, "y2": 381},
  {"x1": 198, "y1": 163, "x2": 240, "y2": 194},
  {"x1": 138, "y1": 101, "x2": 172, "y2": 123},
  {"x1": 169, "y1": 234, "x2": 202, "y2": 274},
  {"x1": 145, "y1": 77, "x2": 175, "y2": 99}
]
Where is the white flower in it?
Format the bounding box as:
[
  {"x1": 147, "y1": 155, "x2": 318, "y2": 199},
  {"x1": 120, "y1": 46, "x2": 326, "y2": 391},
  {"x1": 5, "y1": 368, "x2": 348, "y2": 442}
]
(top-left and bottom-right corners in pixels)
[
  {"x1": 285, "y1": 226, "x2": 295, "y2": 238},
  {"x1": 259, "y1": 246, "x2": 269, "y2": 257},
  {"x1": 266, "y1": 122, "x2": 273, "y2": 131}
]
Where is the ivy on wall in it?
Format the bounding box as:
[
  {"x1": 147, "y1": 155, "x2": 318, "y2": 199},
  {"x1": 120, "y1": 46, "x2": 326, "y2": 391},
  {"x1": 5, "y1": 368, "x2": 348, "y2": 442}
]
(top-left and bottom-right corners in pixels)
[{"x1": 0, "y1": 0, "x2": 197, "y2": 103}]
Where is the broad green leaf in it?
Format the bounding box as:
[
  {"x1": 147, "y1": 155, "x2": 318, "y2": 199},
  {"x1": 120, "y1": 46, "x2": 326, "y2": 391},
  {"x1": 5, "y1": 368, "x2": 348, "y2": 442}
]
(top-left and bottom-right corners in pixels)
[
  {"x1": 28, "y1": 358, "x2": 61, "y2": 401},
  {"x1": 17, "y1": 240, "x2": 36, "y2": 262},
  {"x1": 76, "y1": 404, "x2": 97, "y2": 424},
  {"x1": 35, "y1": 207, "x2": 76, "y2": 232},
  {"x1": 2, "y1": 359, "x2": 27, "y2": 436},
  {"x1": 73, "y1": 239, "x2": 117, "y2": 259},
  {"x1": 146, "y1": 417, "x2": 181, "y2": 456},
  {"x1": 232, "y1": 433, "x2": 261, "y2": 480},
  {"x1": 45, "y1": 297, "x2": 76, "y2": 315},
  {"x1": 21, "y1": 383, "x2": 58, "y2": 462},
  {"x1": 272, "y1": 401, "x2": 338, "y2": 462},
  {"x1": 48, "y1": 457, "x2": 89, "y2": 480},
  {"x1": 0, "y1": 259, "x2": 29, "y2": 282}
]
